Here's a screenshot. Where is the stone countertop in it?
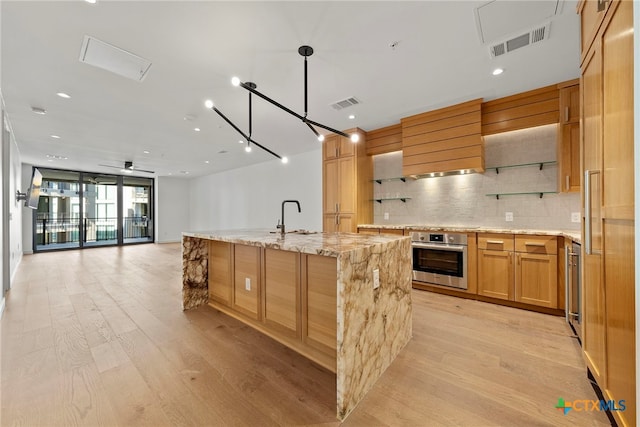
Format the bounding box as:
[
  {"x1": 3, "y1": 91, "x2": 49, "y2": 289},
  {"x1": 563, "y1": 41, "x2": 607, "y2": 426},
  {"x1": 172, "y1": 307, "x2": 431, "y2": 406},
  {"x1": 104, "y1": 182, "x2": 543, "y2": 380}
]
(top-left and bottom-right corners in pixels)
[
  {"x1": 183, "y1": 229, "x2": 409, "y2": 257},
  {"x1": 357, "y1": 224, "x2": 581, "y2": 243}
]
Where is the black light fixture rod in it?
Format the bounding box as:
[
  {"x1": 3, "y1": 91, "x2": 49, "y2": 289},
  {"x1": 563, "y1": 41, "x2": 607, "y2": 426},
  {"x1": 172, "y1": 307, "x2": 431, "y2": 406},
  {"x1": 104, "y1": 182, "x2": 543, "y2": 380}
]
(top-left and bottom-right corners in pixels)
[
  {"x1": 239, "y1": 82, "x2": 305, "y2": 122},
  {"x1": 305, "y1": 122, "x2": 320, "y2": 138},
  {"x1": 304, "y1": 56, "x2": 308, "y2": 117},
  {"x1": 212, "y1": 107, "x2": 250, "y2": 141},
  {"x1": 249, "y1": 92, "x2": 252, "y2": 137},
  {"x1": 248, "y1": 137, "x2": 282, "y2": 160},
  {"x1": 211, "y1": 106, "x2": 282, "y2": 160},
  {"x1": 305, "y1": 117, "x2": 351, "y2": 139}
]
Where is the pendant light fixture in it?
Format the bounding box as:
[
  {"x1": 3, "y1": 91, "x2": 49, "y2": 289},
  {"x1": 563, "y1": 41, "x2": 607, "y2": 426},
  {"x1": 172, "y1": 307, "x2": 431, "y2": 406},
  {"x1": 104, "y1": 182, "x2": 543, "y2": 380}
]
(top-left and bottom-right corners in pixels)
[
  {"x1": 204, "y1": 82, "x2": 288, "y2": 164},
  {"x1": 232, "y1": 45, "x2": 359, "y2": 143}
]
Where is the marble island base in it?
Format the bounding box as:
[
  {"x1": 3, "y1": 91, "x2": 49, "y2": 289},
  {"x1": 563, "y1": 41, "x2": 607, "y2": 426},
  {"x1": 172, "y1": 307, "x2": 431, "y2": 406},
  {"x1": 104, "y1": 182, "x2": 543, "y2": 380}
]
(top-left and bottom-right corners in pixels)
[{"x1": 182, "y1": 230, "x2": 412, "y2": 420}]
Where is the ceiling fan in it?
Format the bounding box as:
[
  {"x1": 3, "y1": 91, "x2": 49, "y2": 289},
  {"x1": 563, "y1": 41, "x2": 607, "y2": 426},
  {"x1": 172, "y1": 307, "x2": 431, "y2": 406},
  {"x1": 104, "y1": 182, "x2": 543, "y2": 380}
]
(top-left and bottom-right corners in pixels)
[{"x1": 98, "y1": 161, "x2": 155, "y2": 174}]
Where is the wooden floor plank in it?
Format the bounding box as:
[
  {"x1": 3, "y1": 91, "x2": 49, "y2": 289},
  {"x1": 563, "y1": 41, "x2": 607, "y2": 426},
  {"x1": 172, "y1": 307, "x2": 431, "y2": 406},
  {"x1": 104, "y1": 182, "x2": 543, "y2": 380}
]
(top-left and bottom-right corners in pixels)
[{"x1": 0, "y1": 243, "x2": 610, "y2": 426}]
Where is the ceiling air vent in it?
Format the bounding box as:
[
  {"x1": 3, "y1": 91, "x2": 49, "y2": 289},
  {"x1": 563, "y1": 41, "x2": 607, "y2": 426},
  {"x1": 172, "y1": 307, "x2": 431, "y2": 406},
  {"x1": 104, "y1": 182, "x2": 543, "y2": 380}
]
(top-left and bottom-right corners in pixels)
[
  {"x1": 489, "y1": 23, "x2": 550, "y2": 58},
  {"x1": 79, "y1": 35, "x2": 152, "y2": 82},
  {"x1": 330, "y1": 97, "x2": 360, "y2": 111}
]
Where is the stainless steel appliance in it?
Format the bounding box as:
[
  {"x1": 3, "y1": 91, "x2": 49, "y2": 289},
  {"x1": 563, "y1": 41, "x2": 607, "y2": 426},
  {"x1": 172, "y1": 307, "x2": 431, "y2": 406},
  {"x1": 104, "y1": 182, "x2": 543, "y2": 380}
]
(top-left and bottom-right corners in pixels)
[
  {"x1": 411, "y1": 232, "x2": 468, "y2": 289},
  {"x1": 566, "y1": 242, "x2": 581, "y2": 343}
]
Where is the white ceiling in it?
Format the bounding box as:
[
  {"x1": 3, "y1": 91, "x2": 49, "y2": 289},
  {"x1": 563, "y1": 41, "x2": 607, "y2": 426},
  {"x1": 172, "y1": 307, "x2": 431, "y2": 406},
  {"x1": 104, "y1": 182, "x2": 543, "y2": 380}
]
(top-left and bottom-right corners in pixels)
[{"x1": 1, "y1": 0, "x2": 580, "y2": 178}]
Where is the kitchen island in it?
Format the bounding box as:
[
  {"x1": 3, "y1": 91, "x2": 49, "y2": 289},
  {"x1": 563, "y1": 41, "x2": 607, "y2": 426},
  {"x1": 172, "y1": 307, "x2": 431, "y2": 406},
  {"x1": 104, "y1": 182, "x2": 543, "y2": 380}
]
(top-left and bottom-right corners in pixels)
[{"x1": 181, "y1": 230, "x2": 412, "y2": 420}]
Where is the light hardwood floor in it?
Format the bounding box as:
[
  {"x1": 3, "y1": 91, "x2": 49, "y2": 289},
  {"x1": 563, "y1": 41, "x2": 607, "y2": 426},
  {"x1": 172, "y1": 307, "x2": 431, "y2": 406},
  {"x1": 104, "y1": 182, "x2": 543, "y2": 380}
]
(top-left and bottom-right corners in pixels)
[{"x1": 1, "y1": 243, "x2": 610, "y2": 426}]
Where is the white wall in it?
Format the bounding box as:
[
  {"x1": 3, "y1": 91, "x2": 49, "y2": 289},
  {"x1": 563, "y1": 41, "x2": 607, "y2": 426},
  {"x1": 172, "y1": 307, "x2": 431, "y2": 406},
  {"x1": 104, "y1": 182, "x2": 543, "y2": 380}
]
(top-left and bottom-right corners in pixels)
[
  {"x1": 373, "y1": 124, "x2": 581, "y2": 230},
  {"x1": 189, "y1": 149, "x2": 322, "y2": 232},
  {"x1": 20, "y1": 163, "x2": 34, "y2": 254},
  {"x1": 7, "y1": 122, "x2": 22, "y2": 281},
  {"x1": 156, "y1": 176, "x2": 190, "y2": 243}
]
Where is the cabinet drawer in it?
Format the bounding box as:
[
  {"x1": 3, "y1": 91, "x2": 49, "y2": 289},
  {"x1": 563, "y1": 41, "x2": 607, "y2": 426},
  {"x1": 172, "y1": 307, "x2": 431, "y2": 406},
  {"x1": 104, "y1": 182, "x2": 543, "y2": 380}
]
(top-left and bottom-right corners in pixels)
[
  {"x1": 478, "y1": 234, "x2": 514, "y2": 251},
  {"x1": 515, "y1": 235, "x2": 557, "y2": 255}
]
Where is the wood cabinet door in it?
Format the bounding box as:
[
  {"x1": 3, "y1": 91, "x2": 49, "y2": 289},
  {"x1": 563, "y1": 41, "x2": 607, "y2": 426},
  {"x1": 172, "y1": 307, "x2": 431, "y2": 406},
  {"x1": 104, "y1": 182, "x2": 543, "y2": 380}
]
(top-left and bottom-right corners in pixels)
[
  {"x1": 302, "y1": 255, "x2": 337, "y2": 357},
  {"x1": 323, "y1": 214, "x2": 338, "y2": 233},
  {"x1": 323, "y1": 159, "x2": 339, "y2": 215},
  {"x1": 560, "y1": 84, "x2": 580, "y2": 124},
  {"x1": 208, "y1": 240, "x2": 232, "y2": 306},
  {"x1": 477, "y1": 249, "x2": 513, "y2": 301},
  {"x1": 515, "y1": 253, "x2": 558, "y2": 308},
  {"x1": 601, "y1": 2, "x2": 635, "y2": 425},
  {"x1": 337, "y1": 214, "x2": 355, "y2": 233},
  {"x1": 560, "y1": 122, "x2": 581, "y2": 192},
  {"x1": 233, "y1": 245, "x2": 261, "y2": 319},
  {"x1": 323, "y1": 135, "x2": 339, "y2": 160},
  {"x1": 263, "y1": 249, "x2": 299, "y2": 338},
  {"x1": 581, "y1": 33, "x2": 606, "y2": 387},
  {"x1": 338, "y1": 156, "x2": 356, "y2": 213},
  {"x1": 338, "y1": 135, "x2": 355, "y2": 157}
]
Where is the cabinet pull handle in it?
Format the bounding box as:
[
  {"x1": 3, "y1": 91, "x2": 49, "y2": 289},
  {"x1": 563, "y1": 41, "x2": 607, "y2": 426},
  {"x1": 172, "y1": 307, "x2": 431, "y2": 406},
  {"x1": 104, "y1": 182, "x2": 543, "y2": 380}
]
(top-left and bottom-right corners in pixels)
[
  {"x1": 337, "y1": 214, "x2": 340, "y2": 225},
  {"x1": 524, "y1": 242, "x2": 546, "y2": 247},
  {"x1": 335, "y1": 203, "x2": 339, "y2": 213},
  {"x1": 517, "y1": 254, "x2": 521, "y2": 265},
  {"x1": 509, "y1": 252, "x2": 512, "y2": 264},
  {"x1": 335, "y1": 214, "x2": 339, "y2": 225},
  {"x1": 565, "y1": 106, "x2": 569, "y2": 122},
  {"x1": 584, "y1": 169, "x2": 600, "y2": 255},
  {"x1": 566, "y1": 175, "x2": 570, "y2": 191},
  {"x1": 487, "y1": 240, "x2": 504, "y2": 244}
]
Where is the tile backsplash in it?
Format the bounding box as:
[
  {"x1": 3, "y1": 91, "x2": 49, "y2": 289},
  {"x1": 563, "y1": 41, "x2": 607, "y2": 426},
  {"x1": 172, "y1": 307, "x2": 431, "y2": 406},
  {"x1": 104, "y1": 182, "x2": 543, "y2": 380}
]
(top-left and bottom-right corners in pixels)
[{"x1": 372, "y1": 124, "x2": 580, "y2": 230}]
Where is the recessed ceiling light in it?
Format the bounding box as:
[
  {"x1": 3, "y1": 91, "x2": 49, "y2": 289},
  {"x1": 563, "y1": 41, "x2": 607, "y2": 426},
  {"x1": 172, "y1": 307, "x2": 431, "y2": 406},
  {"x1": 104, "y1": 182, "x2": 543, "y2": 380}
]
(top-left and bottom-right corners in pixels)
[
  {"x1": 194, "y1": 127, "x2": 201, "y2": 132},
  {"x1": 31, "y1": 107, "x2": 46, "y2": 115},
  {"x1": 85, "y1": 0, "x2": 97, "y2": 3},
  {"x1": 56, "y1": 92, "x2": 71, "y2": 99},
  {"x1": 46, "y1": 154, "x2": 68, "y2": 160},
  {"x1": 143, "y1": 150, "x2": 150, "y2": 154},
  {"x1": 348, "y1": 114, "x2": 355, "y2": 120},
  {"x1": 180, "y1": 171, "x2": 190, "y2": 175},
  {"x1": 205, "y1": 160, "x2": 210, "y2": 164},
  {"x1": 184, "y1": 114, "x2": 196, "y2": 121},
  {"x1": 492, "y1": 68, "x2": 504, "y2": 76},
  {"x1": 50, "y1": 135, "x2": 61, "y2": 139},
  {"x1": 168, "y1": 172, "x2": 172, "y2": 175},
  {"x1": 238, "y1": 140, "x2": 244, "y2": 144}
]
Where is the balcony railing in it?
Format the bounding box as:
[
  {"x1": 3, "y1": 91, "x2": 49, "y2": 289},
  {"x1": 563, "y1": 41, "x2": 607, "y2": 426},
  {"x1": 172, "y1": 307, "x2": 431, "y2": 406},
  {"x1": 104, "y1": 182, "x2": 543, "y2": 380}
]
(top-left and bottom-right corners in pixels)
[{"x1": 35, "y1": 216, "x2": 151, "y2": 245}]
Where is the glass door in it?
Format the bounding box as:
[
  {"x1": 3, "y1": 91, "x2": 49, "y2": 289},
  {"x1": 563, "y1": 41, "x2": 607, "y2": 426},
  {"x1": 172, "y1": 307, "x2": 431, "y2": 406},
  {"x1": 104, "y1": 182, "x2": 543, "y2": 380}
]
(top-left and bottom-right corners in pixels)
[
  {"x1": 82, "y1": 173, "x2": 118, "y2": 247},
  {"x1": 122, "y1": 176, "x2": 153, "y2": 244},
  {"x1": 35, "y1": 169, "x2": 81, "y2": 250}
]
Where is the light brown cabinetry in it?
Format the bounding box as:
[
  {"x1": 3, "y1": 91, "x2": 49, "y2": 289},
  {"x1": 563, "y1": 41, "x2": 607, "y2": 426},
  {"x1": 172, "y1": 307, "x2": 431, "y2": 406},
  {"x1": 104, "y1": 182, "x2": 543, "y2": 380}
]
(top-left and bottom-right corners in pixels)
[
  {"x1": 208, "y1": 240, "x2": 232, "y2": 306},
  {"x1": 233, "y1": 244, "x2": 261, "y2": 319},
  {"x1": 302, "y1": 254, "x2": 337, "y2": 357},
  {"x1": 558, "y1": 80, "x2": 581, "y2": 193},
  {"x1": 477, "y1": 234, "x2": 514, "y2": 301},
  {"x1": 514, "y1": 236, "x2": 558, "y2": 308},
  {"x1": 579, "y1": 1, "x2": 635, "y2": 425},
  {"x1": 208, "y1": 242, "x2": 338, "y2": 372},
  {"x1": 477, "y1": 234, "x2": 558, "y2": 309},
  {"x1": 263, "y1": 249, "x2": 299, "y2": 338},
  {"x1": 322, "y1": 130, "x2": 372, "y2": 232}
]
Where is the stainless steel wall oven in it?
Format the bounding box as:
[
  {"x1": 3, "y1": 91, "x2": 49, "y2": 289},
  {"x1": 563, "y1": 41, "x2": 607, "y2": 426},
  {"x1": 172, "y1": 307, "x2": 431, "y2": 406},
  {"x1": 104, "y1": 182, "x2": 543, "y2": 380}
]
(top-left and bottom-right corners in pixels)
[{"x1": 411, "y1": 232, "x2": 468, "y2": 290}]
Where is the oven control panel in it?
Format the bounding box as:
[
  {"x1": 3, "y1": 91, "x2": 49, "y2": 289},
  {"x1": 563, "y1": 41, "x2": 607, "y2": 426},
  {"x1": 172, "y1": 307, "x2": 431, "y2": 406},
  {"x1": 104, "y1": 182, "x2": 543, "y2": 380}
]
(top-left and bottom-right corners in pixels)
[{"x1": 411, "y1": 232, "x2": 467, "y2": 246}]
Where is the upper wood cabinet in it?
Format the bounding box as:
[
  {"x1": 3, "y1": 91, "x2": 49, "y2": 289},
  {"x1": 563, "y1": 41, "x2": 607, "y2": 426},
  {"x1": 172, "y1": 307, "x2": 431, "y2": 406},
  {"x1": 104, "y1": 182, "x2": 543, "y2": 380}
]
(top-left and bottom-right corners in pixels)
[
  {"x1": 558, "y1": 79, "x2": 581, "y2": 193},
  {"x1": 578, "y1": 0, "x2": 610, "y2": 58},
  {"x1": 481, "y1": 84, "x2": 559, "y2": 135},
  {"x1": 365, "y1": 123, "x2": 402, "y2": 156},
  {"x1": 401, "y1": 98, "x2": 484, "y2": 177},
  {"x1": 322, "y1": 130, "x2": 372, "y2": 232}
]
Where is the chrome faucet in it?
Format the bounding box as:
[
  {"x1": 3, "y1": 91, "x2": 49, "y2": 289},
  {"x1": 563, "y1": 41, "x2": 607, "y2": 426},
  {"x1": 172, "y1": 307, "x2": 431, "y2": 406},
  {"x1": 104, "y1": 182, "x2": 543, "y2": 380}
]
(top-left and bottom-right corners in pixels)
[{"x1": 277, "y1": 200, "x2": 301, "y2": 236}]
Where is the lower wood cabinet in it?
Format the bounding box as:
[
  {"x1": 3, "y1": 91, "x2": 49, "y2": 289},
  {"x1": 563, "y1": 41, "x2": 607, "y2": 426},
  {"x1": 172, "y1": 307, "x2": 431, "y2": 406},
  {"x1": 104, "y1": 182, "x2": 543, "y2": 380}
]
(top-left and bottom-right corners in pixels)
[
  {"x1": 514, "y1": 236, "x2": 558, "y2": 308},
  {"x1": 208, "y1": 241, "x2": 232, "y2": 306},
  {"x1": 207, "y1": 242, "x2": 337, "y2": 371},
  {"x1": 477, "y1": 234, "x2": 514, "y2": 301},
  {"x1": 233, "y1": 244, "x2": 261, "y2": 319},
  {"x1": 303, "y1": 255, "x2": 337, "y2": 357},
  {"x1": 263, "y1": 249, "x2": 299, "y2": 337},
  {"x1": 477, "y1": 233, "x2": 558, "y2": 309}
]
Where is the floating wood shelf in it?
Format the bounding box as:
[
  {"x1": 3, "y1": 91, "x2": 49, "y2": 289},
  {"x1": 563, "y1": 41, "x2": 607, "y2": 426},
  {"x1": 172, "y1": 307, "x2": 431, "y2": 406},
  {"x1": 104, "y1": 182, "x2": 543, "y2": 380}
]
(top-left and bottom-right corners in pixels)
[
  {"x1": 373, "y1": 177, "x2": 407, "y2": 184},
  {"x1": 373, "y1": 197, "x2": 411, "y2": 203}
]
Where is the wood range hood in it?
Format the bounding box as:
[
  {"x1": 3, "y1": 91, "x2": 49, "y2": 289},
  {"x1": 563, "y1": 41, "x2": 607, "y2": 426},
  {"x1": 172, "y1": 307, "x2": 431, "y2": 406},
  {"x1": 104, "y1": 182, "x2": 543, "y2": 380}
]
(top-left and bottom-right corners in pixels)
[{"x1": 401, "y1": 98, "x2": 484, "y2": 178}]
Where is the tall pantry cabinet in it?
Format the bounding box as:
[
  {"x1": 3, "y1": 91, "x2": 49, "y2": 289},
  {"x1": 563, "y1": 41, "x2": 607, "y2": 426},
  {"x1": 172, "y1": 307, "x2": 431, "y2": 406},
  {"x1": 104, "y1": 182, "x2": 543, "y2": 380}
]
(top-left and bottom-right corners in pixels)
[
  {"x1": 322, "y1": 130, "x2": 372, "y2": 232},
  {"x1": 579, "y1": 1, "x2": 635, "y2": 426}
]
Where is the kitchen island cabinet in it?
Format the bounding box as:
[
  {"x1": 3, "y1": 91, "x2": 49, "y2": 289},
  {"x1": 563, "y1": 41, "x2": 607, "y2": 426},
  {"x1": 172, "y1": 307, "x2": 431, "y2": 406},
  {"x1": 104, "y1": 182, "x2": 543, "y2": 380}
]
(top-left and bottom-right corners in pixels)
[{"x1": 181, "y1": 230, "x2": 412, "y2": 421}]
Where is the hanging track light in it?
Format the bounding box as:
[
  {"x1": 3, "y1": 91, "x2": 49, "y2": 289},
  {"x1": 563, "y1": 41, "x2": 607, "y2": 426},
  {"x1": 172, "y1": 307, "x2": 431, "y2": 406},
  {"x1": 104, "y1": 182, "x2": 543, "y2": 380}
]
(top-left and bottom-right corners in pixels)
[
  {"x1": 205, "y1": 82, "x2": 287, "y2": 163},
  {"x1": 233, "y1": 45, "x2": 359, "y2": 143}
]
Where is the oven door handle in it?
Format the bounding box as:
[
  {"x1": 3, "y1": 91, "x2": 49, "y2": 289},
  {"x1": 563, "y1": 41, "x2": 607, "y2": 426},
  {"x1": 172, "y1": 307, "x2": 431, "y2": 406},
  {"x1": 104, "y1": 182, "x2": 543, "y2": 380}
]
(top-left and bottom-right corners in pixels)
[{"x1": 412, "y1": 243, "x2": 465, "y2": 252}]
